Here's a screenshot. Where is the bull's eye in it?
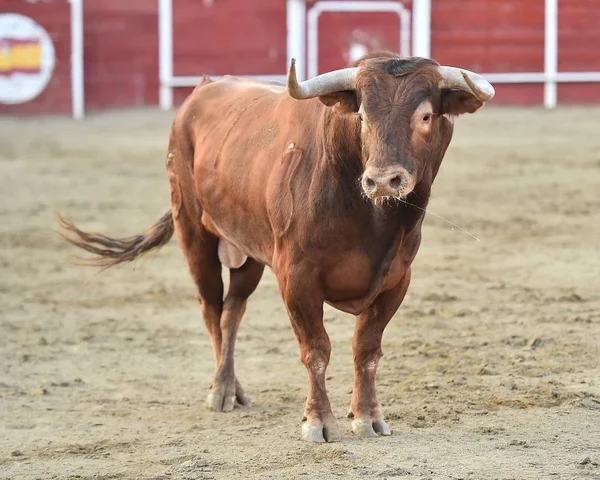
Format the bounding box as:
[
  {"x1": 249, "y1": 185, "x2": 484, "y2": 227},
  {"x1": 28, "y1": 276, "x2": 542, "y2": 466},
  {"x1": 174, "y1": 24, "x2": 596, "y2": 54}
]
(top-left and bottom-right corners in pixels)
[{"x1": 423, "y1": 114, "x2": 432, "y2": 122}]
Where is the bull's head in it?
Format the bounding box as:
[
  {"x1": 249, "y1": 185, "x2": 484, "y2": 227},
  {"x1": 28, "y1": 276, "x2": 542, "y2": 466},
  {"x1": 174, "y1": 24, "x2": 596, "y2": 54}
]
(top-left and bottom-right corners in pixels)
[{"x1": 287, "y1": 54, "x2": 494, "y2": 204}]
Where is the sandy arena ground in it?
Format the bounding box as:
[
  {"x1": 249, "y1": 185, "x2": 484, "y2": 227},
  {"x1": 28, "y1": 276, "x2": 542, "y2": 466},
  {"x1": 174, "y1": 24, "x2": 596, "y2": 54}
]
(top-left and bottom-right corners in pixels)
[{"x1": 1, "y1": 106, "x2": 599, "y2": 480}]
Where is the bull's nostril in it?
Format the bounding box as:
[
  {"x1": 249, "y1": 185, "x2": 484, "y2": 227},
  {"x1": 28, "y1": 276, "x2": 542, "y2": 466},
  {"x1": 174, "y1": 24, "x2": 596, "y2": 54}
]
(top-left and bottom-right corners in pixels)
[
  {"x1": 365, "y1": 178, "x2": 376, "y2": 191},
  {"x1": 389, "y1": 175, "x2": 402, "y2": 190}
]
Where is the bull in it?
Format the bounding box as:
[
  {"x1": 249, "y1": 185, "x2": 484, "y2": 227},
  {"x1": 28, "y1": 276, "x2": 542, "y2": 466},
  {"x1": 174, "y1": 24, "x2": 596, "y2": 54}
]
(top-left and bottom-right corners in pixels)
[{"x1": 59, "y1": 53, "x2": 494, "y2": 442}]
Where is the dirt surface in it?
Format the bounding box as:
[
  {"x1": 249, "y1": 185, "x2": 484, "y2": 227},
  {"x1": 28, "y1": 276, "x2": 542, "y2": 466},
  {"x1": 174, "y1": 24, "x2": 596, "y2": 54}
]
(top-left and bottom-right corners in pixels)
[{"x1": 1, "y1": 107, "x2": 599, "y2": 480}]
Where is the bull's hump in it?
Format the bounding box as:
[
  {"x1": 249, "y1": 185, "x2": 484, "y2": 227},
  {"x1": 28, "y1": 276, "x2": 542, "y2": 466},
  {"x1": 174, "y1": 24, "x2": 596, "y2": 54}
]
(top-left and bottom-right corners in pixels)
[{"x1": 220, "y1": 76, "x2": 286, "y2": 94}]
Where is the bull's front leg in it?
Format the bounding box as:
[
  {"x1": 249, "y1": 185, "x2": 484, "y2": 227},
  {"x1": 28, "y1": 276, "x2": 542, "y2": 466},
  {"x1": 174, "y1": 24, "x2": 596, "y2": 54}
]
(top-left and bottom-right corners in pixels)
[
  {"x1": 278, "y1": 273, "x2": 341, "y2": 443},
  {"x1": 349, "y1": 268, "x2": 412, "y2": 437}
]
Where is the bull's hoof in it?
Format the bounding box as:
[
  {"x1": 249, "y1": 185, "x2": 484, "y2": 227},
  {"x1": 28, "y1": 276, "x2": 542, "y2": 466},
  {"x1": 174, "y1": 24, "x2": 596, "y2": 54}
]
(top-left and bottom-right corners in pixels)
[
  {"x1": 206, "y1": 379, "x2": 251, "y2": 412},
  {"x1": 302, "y1": 422, "x2": 342, "y2": 443},
  {"x1": 206, "y1": 390, "x2": 235, "y2": 412},
  {"x1": 351, "y1": 418, "x2": 391, "y2": 437}
]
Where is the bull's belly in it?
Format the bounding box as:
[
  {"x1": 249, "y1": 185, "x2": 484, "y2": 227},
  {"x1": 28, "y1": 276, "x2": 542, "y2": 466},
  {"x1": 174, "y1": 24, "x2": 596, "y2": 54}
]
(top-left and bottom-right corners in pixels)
[{"x1": 201, "y1": 211, "x2": 274, "y2": 267}]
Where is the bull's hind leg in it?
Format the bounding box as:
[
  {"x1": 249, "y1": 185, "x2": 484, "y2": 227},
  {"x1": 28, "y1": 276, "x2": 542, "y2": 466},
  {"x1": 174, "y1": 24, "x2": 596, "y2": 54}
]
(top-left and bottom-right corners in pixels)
[
  {"x1": 171, "y1": 200, "x2": 259, "y2": 413},
  {"x1": 175, "y1": 218, "x2": 261, "y2": 411},
  {"x1": 207, "y1": 258, "x2": 264, "y2": 411},
  {"x1": 167, "y1": 145, "x2": 259, "y2": 411}
]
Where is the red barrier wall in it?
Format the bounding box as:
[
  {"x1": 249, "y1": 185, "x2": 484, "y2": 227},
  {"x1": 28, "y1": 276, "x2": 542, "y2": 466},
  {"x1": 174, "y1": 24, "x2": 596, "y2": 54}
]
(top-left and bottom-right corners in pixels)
[
  {"x1": 83, "y1": 1, "x2": 159, "y2": 110},
  {"x1": 317, "y1": 11, "x2": 402, "y2": 73},
  {"x1": 1, "y1": 0, "x2": 599, "y2": 114},
  {"x1": 556, "y1": 0, "x2": 600, "y2": 103},
  {"x1": 431, "y1": 0, "x2": 545, "y2": 105},
  {"x1": 431, "y1": 0, "x2": 600, "y2": 104},
  {"x1": 171, "y1": 0, "x2": 287, "y2": 105}
]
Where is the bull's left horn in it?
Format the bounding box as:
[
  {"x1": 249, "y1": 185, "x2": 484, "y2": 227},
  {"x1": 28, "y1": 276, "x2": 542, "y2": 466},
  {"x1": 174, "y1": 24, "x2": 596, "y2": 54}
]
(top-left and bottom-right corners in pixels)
[
  {"x1": 438, "y1": 67, "x2": 495, "y2": 103},
  {"x1": 287, "y1": 59, "x2": 358, "y2": 99}
]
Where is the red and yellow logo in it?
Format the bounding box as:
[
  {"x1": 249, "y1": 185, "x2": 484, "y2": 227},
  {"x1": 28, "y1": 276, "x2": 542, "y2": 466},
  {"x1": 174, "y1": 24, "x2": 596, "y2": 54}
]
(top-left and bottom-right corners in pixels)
[
  {"x1": 0, "y1": 13, "x2": 55, "y2": 104},
  {"x1": 0, "y1": 37, "x2": 42, "y2": 76}
]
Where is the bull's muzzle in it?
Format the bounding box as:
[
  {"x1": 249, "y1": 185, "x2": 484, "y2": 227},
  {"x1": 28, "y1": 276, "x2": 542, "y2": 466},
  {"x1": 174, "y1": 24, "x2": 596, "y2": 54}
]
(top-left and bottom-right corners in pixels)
[{"x1": 361, "y1": 166, "x2": 414, "y2": 200}]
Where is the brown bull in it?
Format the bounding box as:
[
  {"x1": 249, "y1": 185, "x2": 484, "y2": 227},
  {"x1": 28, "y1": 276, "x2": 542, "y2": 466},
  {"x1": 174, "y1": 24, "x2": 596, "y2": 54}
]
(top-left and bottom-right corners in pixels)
[{"x1": 59, "y1": 53, "x2": 494, "y2": 443}]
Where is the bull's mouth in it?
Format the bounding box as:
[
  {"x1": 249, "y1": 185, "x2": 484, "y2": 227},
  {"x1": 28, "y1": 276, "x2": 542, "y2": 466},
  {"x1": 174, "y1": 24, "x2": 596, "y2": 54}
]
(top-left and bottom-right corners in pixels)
[
  {"x1": 369, "y1": 195, "x2": 402, "y2": 208},
  {"x1": 364, "y1": 193, "x2": 408, "y2": 208}
]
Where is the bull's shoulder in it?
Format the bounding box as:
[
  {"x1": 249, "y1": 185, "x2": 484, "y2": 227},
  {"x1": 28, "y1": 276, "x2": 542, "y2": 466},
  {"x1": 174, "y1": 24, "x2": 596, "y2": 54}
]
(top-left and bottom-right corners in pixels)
[{"x1": 266, "y1": 143, "x2": 306, "y2": 238}]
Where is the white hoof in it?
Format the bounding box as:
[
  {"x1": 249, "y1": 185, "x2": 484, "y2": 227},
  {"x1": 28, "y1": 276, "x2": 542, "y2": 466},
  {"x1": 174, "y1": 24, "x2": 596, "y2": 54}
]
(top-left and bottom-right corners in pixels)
[
  {"x1": 206, "y1": 391, "x2": 236, "y2": 412},
  {"x1": 302, "y1": 422, "x2": 342, "y2": 443},
  {"x1": 352, "y1": 418, "x2": 391, "y2": 437}
]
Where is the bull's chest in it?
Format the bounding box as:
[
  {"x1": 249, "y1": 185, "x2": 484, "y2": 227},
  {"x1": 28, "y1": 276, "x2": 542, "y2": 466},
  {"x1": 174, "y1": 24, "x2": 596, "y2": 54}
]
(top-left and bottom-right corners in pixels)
[{"x1": 322, "y1": 247, "x2": 410, "y2": 315}]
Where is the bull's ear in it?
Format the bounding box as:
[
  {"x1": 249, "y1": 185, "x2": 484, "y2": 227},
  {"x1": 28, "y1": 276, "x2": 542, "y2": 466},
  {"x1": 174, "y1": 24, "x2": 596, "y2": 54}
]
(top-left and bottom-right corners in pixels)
[
  {"x1": 318, "y1": 91, "x2": 359, "y2": 114},
  {"x1": 440, "y1": 89, "x2": 484, "y2": 116}
]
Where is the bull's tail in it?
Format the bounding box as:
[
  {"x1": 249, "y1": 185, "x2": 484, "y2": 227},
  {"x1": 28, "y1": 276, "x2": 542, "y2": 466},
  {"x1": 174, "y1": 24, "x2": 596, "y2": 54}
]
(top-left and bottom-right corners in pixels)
[{"x1": 57, "y1": 211, "x2": 174, "y2": 269}]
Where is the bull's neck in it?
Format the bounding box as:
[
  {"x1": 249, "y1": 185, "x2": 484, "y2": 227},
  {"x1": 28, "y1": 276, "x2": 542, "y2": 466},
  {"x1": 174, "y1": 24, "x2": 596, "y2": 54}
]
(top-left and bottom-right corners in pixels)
[{"x1": 318, "y1": 108, "x2": 363, "y2": 187}]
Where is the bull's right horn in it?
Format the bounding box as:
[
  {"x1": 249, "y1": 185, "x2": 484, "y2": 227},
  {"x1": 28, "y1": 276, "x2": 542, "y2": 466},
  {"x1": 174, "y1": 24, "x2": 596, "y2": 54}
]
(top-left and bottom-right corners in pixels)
[{"x1": 287, "y1": 59, "x2": 358, "y2": 100}]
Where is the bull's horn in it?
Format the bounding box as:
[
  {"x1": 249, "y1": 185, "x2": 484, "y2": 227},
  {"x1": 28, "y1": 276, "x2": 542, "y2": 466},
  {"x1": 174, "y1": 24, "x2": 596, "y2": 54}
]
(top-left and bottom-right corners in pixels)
[
  {"x1": 287, "y1": 58, "x2": 358, "y2": 99},
  {"x1": 438, "y1": 66, "x2": 495, "y2": 102}
]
